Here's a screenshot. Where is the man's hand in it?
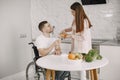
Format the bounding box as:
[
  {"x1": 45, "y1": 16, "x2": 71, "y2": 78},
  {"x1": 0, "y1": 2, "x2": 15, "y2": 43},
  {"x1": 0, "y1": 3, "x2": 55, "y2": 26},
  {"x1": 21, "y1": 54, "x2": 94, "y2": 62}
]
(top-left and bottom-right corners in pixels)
[
  {"x1": 54, "y1": 39, "x2": 61, "y2": 45},
  {"x1": 54, "y1": 39, "x2": 61, "y2": 55},
  {"x1": 55, "y1": 45, "x2": 61, "y2": 55}
]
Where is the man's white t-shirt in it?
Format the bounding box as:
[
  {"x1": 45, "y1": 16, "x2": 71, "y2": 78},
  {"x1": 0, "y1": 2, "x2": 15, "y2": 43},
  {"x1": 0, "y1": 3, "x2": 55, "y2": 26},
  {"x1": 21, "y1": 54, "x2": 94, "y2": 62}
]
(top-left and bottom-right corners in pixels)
[{"x1": 35, "y1": 34, "x2": 57, "y2": 56}]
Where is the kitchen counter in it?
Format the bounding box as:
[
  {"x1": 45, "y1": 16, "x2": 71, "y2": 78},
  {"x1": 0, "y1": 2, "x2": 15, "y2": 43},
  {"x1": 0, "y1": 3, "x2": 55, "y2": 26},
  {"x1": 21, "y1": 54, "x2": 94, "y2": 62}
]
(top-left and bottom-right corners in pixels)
[
  {"x1": 101, "y1": 40, "x2": 120, "y2": 46},
  {"x1": 92, "y1": 39, "x2": 108, "y2": 45},
  {"x1": 61, "y1": 39, "x2": 108, "y2": 45},
  {"x1": 62, "y1": 39, "x2": 120, "y2": 46},
  {"x1": 61, "y1": 38, "x2": 71, "y2": 44}
]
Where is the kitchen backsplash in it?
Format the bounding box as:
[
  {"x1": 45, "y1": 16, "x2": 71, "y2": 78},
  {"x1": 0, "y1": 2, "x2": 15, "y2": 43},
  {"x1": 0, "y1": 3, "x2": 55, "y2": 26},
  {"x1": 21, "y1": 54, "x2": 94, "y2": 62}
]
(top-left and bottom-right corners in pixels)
[
  {"x1": 83, "y1": 0, "x2": 120, "y2": 39},
  {"x1": 31, "y1": 0, "x2": 120, "y2": 40}
]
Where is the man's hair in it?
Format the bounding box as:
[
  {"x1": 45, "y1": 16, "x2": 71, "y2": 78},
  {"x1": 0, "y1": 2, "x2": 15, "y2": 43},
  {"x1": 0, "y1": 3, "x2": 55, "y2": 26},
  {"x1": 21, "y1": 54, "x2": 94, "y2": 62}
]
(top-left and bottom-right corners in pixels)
[{"x1": 38, "y1": 21, "x2": 48, "y2": 31}]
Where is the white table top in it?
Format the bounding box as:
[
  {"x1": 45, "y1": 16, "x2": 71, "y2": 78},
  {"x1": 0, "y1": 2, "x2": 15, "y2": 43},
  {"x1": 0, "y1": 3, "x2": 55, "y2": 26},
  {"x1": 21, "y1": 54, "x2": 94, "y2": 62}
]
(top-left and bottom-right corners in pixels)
[{"x1": 36, "y1": 54, "x2": 108, "y2": 71}]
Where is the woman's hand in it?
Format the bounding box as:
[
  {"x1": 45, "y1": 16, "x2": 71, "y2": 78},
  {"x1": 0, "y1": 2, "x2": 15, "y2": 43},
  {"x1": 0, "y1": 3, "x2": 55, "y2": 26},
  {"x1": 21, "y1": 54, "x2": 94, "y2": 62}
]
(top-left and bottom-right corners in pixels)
[
  {"x1": 60, "y1": 29, "x2": 66, "y2": 34},
  {"x1": 59, "y1": 30, "x2": 67, "y2": 39},
  {"x1": 65, "y1": 34, "x2": 74, "y2": 39}
]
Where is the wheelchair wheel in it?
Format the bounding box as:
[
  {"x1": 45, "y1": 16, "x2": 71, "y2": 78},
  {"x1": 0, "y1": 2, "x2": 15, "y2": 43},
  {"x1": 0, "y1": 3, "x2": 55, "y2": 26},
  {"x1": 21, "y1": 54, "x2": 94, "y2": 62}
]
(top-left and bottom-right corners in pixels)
[
  {"x1": 26, "y1": 61, "x2": 40, "y2": 80},
  {"x1": 26, "y1": 61, "x2": 46, "y2": 80}
]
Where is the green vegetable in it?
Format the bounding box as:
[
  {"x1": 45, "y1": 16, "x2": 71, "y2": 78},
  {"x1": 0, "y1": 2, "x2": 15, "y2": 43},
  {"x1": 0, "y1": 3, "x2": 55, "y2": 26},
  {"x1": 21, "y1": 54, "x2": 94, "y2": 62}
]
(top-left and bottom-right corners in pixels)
[
  {"x1": 85, "y1": 49, "x2": 102, "y2": 62},
  {"x1": 88, "y1": 49, "x2": 98, "y2": 56},
  {"x1": 85, "y1": 55, "x2": 93, "y2": 62},
  {"x1": 96, "y1": 55, "x2": 102, "y2": 60}
]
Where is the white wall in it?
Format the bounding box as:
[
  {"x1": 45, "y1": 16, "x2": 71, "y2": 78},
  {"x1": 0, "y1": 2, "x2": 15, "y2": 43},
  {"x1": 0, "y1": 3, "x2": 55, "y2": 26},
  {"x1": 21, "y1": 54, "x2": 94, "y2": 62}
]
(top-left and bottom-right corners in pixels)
[
  {"x1": 0, "y1": 0, "x2": 32, "y2": 78},
  {"x1": 84, "y1": 0, "x2": 120, "y2": 39},
  {"x1": 100, "y1": 45, "x2": 120, "y2": 80},
  {"x1": 31, "y1": 0, "x2": 120, "y2": 40},
  {"x1": 31, "y1": 0, "x2": 80, "y2": 39}
]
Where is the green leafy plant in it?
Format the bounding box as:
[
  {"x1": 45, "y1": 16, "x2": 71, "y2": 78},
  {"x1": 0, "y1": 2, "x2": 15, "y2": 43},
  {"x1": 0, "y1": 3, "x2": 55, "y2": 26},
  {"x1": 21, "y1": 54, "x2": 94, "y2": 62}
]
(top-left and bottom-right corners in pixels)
[
  {"x1": 85, "y1": 49, "x2": 102, "y2": 62},
  {"x1": 96, "y1": 55, "x2": 102, "y2": 60}
]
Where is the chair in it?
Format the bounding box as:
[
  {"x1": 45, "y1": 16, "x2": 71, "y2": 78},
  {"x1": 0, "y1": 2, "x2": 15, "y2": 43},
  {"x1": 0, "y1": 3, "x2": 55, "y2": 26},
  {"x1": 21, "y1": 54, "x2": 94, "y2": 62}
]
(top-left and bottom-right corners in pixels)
[
  {"x1": 26, "y1": 42, "x2": 46, "y2": 80},
  {"x1": 60, "y1": 71, "x2": 71, "y2": 80}
]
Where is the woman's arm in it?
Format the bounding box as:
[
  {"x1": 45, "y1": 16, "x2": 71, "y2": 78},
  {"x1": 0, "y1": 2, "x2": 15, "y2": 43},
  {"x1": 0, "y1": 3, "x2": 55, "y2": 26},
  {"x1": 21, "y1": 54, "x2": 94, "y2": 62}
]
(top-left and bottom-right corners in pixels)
[
  {"x1": 60, "y1": 27, "x2": 72, "y2": 34},
  {"x1": 64, "y1": 27, "x2": 72, "y2": 32}
]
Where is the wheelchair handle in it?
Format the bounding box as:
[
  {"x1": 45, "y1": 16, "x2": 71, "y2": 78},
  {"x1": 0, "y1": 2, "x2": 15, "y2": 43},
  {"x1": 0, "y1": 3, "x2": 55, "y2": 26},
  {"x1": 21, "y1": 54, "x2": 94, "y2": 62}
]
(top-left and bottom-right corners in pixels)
[{"x1": 28, "y1": 42, "x2": 35, "y2": 46}]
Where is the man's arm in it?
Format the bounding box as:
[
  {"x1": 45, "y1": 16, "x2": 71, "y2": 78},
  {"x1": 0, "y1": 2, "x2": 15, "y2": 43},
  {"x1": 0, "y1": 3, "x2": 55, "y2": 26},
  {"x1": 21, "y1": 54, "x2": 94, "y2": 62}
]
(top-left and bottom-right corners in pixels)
[{"x1": 38, "y1": 40, "x2": 60, "y2": 56}]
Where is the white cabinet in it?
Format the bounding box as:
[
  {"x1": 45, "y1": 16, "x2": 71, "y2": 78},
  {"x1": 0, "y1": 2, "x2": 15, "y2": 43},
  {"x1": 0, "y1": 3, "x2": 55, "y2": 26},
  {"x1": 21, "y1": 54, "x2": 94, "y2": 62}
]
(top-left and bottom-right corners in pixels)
[
  {"x1": 100, "y1": 45, "x2": 120, "y2": 80},
  {"x1": 60, "y1": 43, "x2": 71, "y2": 54}
]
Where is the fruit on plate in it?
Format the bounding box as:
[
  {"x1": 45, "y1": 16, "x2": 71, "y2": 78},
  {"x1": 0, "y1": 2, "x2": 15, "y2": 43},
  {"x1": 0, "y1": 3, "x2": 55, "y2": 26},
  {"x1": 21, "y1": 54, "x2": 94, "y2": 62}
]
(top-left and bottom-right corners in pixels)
[
  {"x1": 60, "y1": 33, "x2": 67, "y2": 38},
  {"x1": 68, "y1": 52, "x2": 83, "y2": 60},
  {"x1": 68, "y1": 53, "x2": 76, "y2": 60},
  {"x1": 75, "y1": 53, "x2": 83, "y2": 59},
  {"x1": 81, "y1": 53, "x2": 87, "y2": 60}
]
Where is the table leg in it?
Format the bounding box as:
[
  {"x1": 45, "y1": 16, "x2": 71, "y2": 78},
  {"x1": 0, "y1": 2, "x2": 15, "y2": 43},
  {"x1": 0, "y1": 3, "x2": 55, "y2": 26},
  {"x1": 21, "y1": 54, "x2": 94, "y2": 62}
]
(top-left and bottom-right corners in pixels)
[
  {"x1": 93, "y1": 69, "x2": 98, "y2": 80},
  {"x1": 51, "y1": 70, "x2": 55, "y2": 80},
  {"x1": 46, "y1": 69, "x2": 51, "y2": 80},
  {"x1": 46, "y1": 69, "x2": 55, "y2": 80},
  {"x1": 90, "y1": 69, "x2": 98, "y2": 80},
  {"x1": 90, "y1": 70, "x2": 94, "y2": 80}
]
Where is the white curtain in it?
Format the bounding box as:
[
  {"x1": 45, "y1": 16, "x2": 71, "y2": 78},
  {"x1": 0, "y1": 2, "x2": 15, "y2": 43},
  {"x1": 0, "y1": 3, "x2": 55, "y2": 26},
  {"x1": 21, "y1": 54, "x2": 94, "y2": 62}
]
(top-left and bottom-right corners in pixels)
[{"x1": 31, "y1": 0, "x2": 80, "y2": 39}]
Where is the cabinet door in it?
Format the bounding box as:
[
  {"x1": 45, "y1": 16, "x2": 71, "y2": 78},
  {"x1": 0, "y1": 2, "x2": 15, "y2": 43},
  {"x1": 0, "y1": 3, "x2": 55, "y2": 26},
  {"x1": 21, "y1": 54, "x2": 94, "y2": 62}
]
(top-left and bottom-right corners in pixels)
[{"x1": 100, "y1": 45, "x2": 120, "y2": 80}]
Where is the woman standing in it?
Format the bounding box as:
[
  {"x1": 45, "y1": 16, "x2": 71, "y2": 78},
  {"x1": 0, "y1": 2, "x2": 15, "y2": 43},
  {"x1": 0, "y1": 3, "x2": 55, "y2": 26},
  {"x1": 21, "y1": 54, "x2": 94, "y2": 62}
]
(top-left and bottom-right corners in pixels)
[{"x1": 60, "y1": 2, "x2": 92, "y2": 80}]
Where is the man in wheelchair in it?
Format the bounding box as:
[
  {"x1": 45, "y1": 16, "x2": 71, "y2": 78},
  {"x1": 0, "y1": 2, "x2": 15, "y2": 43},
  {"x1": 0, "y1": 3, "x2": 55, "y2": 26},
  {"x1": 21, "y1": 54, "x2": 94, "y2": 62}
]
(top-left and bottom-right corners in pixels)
[{"x1": 35, "y1": 21, "x2": 71, "y2": 80}]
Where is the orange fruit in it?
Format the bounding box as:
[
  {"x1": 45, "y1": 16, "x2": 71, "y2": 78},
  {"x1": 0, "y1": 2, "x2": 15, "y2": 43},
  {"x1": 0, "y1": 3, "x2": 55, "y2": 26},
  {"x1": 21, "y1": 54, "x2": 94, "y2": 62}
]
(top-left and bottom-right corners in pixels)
[
  {"x1": 64, "y1": 34, "x2": 67, "y2": 38},
  {"x1": 60, "y1": 33, "x2": 67, "y2": 38},
  {"x1": 68, "y1": 53, "x2": 76, "y2": 60}
]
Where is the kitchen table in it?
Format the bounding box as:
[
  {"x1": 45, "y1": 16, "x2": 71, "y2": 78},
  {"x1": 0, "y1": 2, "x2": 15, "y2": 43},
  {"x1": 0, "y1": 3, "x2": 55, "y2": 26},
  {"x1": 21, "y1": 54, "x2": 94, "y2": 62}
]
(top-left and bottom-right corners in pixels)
[{"x1": 36, "y1": 54, "x2": 108, "y2": 80}]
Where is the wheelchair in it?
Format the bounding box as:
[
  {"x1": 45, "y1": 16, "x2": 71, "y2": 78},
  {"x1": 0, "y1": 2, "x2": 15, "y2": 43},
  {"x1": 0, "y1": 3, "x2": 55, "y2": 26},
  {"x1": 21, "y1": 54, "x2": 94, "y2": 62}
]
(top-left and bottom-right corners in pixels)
[
  {"x1": 26, "y1": 42, "x2": 71, "y2": 80},
  {"x1": 26, "y1": 42, "x2": 46, "y2": 80}
]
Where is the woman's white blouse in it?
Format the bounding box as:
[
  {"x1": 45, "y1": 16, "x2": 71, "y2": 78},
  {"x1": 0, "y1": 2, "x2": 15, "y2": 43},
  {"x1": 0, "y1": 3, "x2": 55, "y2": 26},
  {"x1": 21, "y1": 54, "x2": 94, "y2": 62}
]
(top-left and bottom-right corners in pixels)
[{"x1": 71, "y1": 19, "x2": 92, "y2": 53}]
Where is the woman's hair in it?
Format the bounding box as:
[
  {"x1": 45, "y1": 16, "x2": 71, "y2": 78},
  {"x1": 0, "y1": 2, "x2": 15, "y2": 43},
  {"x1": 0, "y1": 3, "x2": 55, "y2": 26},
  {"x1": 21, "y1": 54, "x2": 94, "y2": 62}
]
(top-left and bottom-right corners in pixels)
[
  {"x1": 70, "y1": 2, "x2": 92, "y2": 33},
  {"x1": 38, "y1": 21, "x2": 48, "y2": 31}
]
